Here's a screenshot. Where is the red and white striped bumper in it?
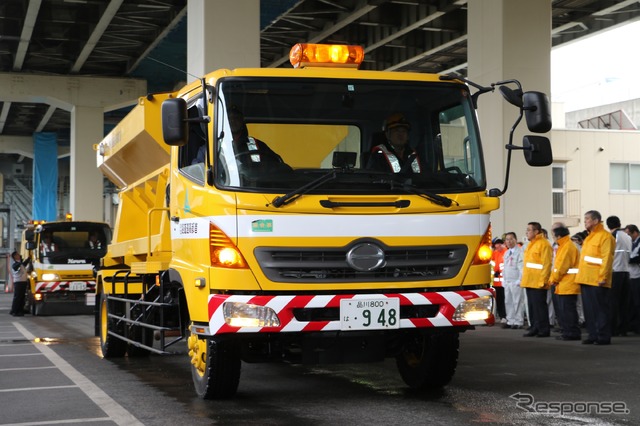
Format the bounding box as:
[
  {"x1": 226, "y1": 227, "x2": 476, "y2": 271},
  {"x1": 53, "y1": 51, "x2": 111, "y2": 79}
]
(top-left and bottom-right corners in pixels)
[
  {"x1": 207, "y1": 289, "x2": 494, "y2": 335},
  {"x1": 35, "y1": 281, "x2": 96, "y2": 293}
]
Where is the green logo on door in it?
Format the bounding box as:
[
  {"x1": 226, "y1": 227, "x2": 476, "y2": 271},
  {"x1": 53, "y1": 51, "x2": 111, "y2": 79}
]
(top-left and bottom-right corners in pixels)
[{"x1": 251, "y1": 219, "x2": 273, "y2": 232}]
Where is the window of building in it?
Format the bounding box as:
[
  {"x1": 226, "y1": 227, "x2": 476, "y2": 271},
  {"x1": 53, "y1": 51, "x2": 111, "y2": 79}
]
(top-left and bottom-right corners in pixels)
[
  {"x1": 610, "y1": 163, "x2": 640, "y2": 192},
  {"x1": 552, "y1": 164, "x2": 565, "y2": 216}
]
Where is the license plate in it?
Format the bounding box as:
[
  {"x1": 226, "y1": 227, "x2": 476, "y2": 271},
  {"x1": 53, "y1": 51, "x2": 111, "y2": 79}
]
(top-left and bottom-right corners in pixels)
[
  {"x1": 69, "y1": 282, "x2": 87, "y2": 291},
  {"x1": 340, "y1": 298, "x2": 400, "y2": 331}
]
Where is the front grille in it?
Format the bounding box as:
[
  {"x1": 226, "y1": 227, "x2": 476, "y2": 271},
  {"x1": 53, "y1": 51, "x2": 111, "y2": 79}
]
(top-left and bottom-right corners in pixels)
[{"x1": 255, "y1": 243, "x2": 467, "y2": 283}]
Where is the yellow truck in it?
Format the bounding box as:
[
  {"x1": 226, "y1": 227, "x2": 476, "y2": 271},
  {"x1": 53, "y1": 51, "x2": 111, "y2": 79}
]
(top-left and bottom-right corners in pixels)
[
  {"x1": 22, "y1": 220, "x2": 111, "y2": 315},
  {"x1": 95, "y1": 44, "x2": 552, "y2": 398}
]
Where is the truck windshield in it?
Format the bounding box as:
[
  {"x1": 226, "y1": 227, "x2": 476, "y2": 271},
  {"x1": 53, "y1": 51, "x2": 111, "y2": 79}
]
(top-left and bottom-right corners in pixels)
[
  {"x1": 37, "y1": 223, "x2": 111, "y2": 265},
  {"x1": 214, "y1": 78, "x2": 485, "y2": 194}
]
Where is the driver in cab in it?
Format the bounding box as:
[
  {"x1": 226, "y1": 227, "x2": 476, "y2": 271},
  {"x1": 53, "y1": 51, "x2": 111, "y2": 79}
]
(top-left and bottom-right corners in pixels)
[
  {"x1": 228, "y1": 106, "x2": 286, "y2": 167},
  {"x1": 40, "y1": 233, "x2": 57, "y2": 256},
  {"x1": 366, "y1": 113, "x2": 422, "y2": 174}
]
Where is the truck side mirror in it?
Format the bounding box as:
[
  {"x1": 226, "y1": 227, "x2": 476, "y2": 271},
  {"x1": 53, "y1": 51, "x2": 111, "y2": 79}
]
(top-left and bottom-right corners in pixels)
[
  {"x1": 523, "y1": 91, "x2": 551, "y2": 133},
  {"x1": 498, "y1": 86, "x2": 523, "y2": 108},
  {"x1": 25, "y1": 241, "x2": 36, "y2": 251},
  {"x1": 523, "y1": 135, "x2": 552, "y2": 167},
  {"x1": 162, "y1": 98, "x2": 188, "y2": 146}
]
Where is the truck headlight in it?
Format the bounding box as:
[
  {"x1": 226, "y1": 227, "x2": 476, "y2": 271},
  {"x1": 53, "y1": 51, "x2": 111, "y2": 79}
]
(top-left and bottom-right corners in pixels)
[
  {"x1": 42, "y1": 273, "x2": 60, "y2": 281},
  {"x1": 222, "y1": 302, "x2": 281, "y2": 328},
  {"x1": 452, "y1": 295, "x2": 493, "y2": 322}
]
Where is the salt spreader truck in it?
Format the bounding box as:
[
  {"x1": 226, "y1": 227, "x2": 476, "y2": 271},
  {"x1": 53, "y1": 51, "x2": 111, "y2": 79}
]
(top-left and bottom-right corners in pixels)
[
  {"x1": 95, "y1": 43, "x2": 552, "y2": 398},
  {"x1": 22, "y1": 219, "x2": 111, "y2": 315}
]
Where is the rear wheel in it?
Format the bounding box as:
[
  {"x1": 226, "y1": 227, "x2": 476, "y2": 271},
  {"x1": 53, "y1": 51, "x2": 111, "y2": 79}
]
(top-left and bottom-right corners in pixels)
[
  {"x1": 396, "y1": 331, "x2": 459, "y2": 390},
  {"x1": 188, "y1": 333, "x2": 241, "y2": 399},
  {"x1": 99, "y1": 292, "x2": 127, "y2": 357}
]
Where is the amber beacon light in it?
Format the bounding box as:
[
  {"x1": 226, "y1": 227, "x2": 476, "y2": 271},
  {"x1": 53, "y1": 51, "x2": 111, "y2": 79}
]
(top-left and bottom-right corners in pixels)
[{"x1": 289, "y1": 43, "x2": 364, "y2": 69}]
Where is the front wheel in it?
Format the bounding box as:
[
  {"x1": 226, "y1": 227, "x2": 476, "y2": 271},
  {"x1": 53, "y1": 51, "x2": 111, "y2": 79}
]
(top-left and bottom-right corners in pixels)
[
  {"x1": 25, "y1": 290, "x2": 37, "y2": 316},
  {"x1": 396, "y1": 331, "x2": 459, "y2": 390},
  {"x1": 188, "y1": 333, "x2": 241, "y2": 399}
]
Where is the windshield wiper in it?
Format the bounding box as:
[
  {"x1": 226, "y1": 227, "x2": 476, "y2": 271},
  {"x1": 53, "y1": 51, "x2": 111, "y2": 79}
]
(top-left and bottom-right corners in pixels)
[
  {"x1": 271, "y1": 169, "x2": 339, "y2": 208},
  {"x1": 388, "y1": 179, "x2": 456, "y2": 208}
]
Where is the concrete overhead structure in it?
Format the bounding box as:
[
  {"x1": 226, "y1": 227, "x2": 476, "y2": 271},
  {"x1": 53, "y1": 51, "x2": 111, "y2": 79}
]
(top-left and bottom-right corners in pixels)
[
  {"x1": 467, "y1": 0, "x2": 552, "y2": 240},
  {"x1": 0, "y1": 73, "x2": 147, "y2": 221}
]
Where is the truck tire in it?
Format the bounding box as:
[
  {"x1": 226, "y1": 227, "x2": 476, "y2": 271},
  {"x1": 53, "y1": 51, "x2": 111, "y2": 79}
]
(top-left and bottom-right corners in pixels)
[
  {"x1": 25, "y1": 290, "x2": 35, "y2": 316},
  {"x1": 189, "y1": 333, "x2": 240, "y2": 399},
  {"x1": 396, "y1": 331, "x2": 459, "y2": 390},
  {"x1": 99, "y1": 292, "x2": 127, "y2": 358},
  {"x1": 33, "y1": 303, "x2": 43, "y2": 316}
]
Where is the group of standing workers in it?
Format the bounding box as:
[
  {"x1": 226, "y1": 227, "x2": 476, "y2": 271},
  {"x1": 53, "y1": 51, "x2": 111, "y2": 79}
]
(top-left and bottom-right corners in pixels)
[{"x1": 491, "y1": 210, "x2": 640, "y2": 345}]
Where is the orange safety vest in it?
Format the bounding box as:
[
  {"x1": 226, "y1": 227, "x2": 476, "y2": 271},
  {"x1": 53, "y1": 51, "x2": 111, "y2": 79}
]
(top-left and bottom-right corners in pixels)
[
  {"x1": 372, "y1": 144, "x2": 421, "y2": 173},
  {"x1": 550, "y1": 235, "x2": 581, "y2": 295},
  {"x1": 491, "y1": 247, "x2": 506, "y2": 287},
  {"x1": 575, "y1": 223, "x2": 615, "y2": 288},
  {"x1": 521, "y1": 234, "x2": 553, "y2": 289}
]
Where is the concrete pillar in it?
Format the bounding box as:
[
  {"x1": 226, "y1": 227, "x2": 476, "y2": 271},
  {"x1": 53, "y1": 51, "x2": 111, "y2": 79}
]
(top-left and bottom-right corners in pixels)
[
  {"x1": 70, "y1": 105, "x2": 104, "y2": 221},
  {"x1": 468, "y1": 0, "x2": 552, "y2": 240},
  {"x1": 187, "y1": 0, "x2": 260, "y2": 81}
]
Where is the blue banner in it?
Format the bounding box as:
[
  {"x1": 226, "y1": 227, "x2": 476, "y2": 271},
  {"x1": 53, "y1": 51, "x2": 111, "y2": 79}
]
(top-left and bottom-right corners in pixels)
[{"x1": 33, "y1": 132, "x2": 58, "y2": 221}]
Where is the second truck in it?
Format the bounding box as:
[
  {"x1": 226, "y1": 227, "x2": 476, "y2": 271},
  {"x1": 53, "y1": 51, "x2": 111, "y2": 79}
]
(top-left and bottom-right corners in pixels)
[
  {"x1": 95, "y1": 43, "x2": 552, "y2": 398},
  {"x1": 22, "y1": 219, "x2": 111, "y2": 315}
]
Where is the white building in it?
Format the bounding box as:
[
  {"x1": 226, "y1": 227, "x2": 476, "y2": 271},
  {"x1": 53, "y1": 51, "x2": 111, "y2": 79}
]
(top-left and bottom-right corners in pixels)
[{"x1": 547, "y1": 101, "x2": 640, "y2": 236}]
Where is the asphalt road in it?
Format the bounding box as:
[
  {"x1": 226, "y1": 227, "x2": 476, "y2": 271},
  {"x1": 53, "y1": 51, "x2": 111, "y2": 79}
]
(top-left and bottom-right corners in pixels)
[{"x1": 1, "y1": 291, "x2": 639, "y2": 426}]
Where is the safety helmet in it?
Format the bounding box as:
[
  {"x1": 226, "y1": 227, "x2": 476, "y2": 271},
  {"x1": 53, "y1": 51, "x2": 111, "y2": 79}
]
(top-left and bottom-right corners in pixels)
[{"x1": 383, "y1": 113, "x2": 411, "y2": 132}]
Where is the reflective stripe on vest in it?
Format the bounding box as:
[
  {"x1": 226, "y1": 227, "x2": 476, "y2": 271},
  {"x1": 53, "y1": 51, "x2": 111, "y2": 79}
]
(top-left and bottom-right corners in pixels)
[
  {"x1": 554, "y1": 268, "x2": 578, "y2": 274},
  {"x1": 246, "y1": 137, "x2": 260, "y2": 162},
  {"x1": 41, "y1": 243, "x2": 56, "y2": 255},
  {"x1": 374, "y1": 144, "x2": 421, "y2": 173},
  {"x1": 526, "y1": 262, "x2": 543, "y2": 270},
  {"x1": 584, "y1": 256, "x2": 603, "y2": 265}
]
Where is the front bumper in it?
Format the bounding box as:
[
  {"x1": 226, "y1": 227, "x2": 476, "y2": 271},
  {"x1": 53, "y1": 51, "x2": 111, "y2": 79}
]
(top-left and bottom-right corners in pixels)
[{"x1": 202, "y1": 288, "x2": 494, "y2": 336}]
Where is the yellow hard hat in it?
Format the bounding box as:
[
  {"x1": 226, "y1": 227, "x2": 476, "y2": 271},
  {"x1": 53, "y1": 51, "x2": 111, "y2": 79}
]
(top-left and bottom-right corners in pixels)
[{"x1": 383, "y1": 113, "x2": 411, "y2": 131}]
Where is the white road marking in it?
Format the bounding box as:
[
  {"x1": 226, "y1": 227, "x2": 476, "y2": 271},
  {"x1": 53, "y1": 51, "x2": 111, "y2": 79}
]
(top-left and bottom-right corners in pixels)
[{"x1": 12, "y1": 322, "x2": 143, "y2": 426}]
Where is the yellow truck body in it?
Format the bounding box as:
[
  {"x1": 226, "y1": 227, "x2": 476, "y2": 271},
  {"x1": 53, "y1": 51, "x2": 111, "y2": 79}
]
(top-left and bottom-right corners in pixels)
[{"x1": 95, "y1": 44, "x2": 551, "y2": 398}]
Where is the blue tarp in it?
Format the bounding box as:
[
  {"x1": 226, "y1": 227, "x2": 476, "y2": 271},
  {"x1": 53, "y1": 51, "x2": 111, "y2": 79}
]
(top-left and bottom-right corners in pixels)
[{"x1": 33, "y1": 132, "x2": 58, "y2": 221}]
